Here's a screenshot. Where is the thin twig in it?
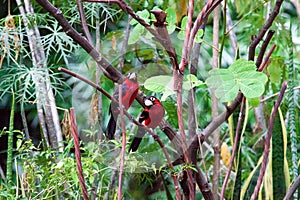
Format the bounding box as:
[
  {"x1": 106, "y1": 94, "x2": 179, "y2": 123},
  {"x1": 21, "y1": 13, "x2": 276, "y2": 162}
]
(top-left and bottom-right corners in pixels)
[
  {"x1": 118, "y1": 15, "x2": 132, "y2": 71},
  {"x1": 212, "y1": 5, "x2": 220, "y2": 199},
  {"x1": 258, "y1": 44, "x2": 276, "y2": 72},
  {"x1": 284, "y1": 174, "x2": 300, "y2": 200},
  {"x1": 250, "y1": 81, "x2": 287, "y2": 200},
  {"x1": 220, "y1": 97, "x2": 245, "y2": 200},
  {"x1": 255, "y1": 30, "x2": 275, "y2": 67},
  {"x1": 248, "y1": 0, "x2": 284, "y2": 61},
  {"x1": 70, "y1": 108, "x2": 89, "y2": 200},
  {"x1": 117, "y1": 84, "x2": 126, "y2": 200},
  {"x1": 76, "y1": 0, "x2": 93, "y2": 44}
]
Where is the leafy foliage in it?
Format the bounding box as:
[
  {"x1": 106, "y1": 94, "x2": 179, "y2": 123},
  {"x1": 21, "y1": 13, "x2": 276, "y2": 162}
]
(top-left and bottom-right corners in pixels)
[{"x1": 206, "y1": 59, "x2": 268, "y2": 102}]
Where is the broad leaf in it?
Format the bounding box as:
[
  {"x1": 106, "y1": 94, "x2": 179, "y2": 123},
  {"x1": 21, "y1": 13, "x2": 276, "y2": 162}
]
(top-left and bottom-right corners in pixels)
[
  {"x1": 128, "y1": 24, "x2": 145, "y2": 44},
  {"x1": 183, "y1": 74, "x2": 203, "y2": 90},
  {"x1": 206, "y1": 59, "x2": 268, "y2": 102},
  {"x1": 144, "y1": 75, "x2": 173, "y2": 92}
]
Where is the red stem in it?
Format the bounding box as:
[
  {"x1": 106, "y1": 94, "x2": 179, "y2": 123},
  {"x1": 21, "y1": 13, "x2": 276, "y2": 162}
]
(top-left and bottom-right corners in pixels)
[
  {"x1": 70, "y1": 108, "x2": 89, "y2": 200},
  {"x1": 220, "y1": 97, "x2": 245, "y2": 199},
  {"x1": 117, "y1": 84, "x2": 126, "y2": 200},
  {"x1": 250, "y1": 81, "x2": 287, "y2": 200}
]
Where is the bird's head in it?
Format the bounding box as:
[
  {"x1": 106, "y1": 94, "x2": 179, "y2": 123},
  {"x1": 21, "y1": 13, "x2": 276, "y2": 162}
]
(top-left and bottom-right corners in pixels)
[
  {"x1": 144, "y1": 96, "x2": 159, "y2": 107},
  {"x1": 127, "y1": 72, "x2": 137, "y2": 82}
]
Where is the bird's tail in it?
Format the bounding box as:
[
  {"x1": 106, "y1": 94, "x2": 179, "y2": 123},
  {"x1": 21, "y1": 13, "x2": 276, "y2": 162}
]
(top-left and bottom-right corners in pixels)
[
  {"x1": 128, "y1": 127, "x2": 146, "y2": 152},
  {"x1": 106, "y1": 114, "x2": 117, "y2": 140}
]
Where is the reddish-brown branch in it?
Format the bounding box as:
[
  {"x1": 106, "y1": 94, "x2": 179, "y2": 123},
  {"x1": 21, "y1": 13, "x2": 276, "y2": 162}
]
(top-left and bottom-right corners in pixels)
[
  {"x1": 117, "y1": 84, "x2": 126, "y2": 200},
  {"x1": 258, "y1": 44, "x2": 276, "y2": 72},
  {"x1": 250, "y1": 81, "x2": 287, "y2": 200},
  {"x1": 220, "y1": 97, "x2": 246, "y2": 199},
  {"x1": 70, "y1": 108, "x2": 89, "y2": 200},
  {"x1": 248, "y1": 0, "x2": 284, "y2": 61},
  {"x1": 179, "y1": 0, "x2": 222, "y2": 71},
  {"x1": 76, "y1": 0, "x2": 93, "y2": 44},
  {"x1": 255, "y1": 30, "x2": 275, "y2": 67},
  {"x1": 85, "y1": 0, "x2": 179, "y2": 71},
  {"x1": 36, "y1": 0, "x2": 122, "y2": 83},
  {"x1": 179, "y1": 0, "x2": 194, "y2": 71}
]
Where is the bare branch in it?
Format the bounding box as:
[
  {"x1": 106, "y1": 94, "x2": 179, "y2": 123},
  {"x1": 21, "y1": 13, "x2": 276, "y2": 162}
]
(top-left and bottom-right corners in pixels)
[
  {"x1": 220, "y1": 97, "x2": 246, "y2": 199},
  {"x1": 117, "y1": 84, "x2": 126, "y2": 200},
  {"x1": 284, "y1": 174, "x2": 300, "y2": 200},
  {"x1": 248, "y1": 0, "x2": 284, "y2": 60},
  {"x1": 70, "y1": 108, "x2": 89, "y2": 200},
  {"x1": 76, "y1": 0, "x2": 93, "y2": 44},
  {"x1": 250, "y1": 81, "x2": 287, "y2": 200}
]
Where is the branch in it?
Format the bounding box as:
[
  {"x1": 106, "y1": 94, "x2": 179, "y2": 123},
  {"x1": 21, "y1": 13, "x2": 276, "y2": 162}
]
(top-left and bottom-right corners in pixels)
[
  {"x1": 255, "y1": 30, "x2": 275, "y2": 67},
  {"x1": 36, "y1": 0, "x2": 122, "y2": 83},
  {"x1": 186, "y1": 1, "x2": 284, "y2": 194},
  {"x1": 220, "y1": 97, "x2": 246, "y2": 199},
  {"x1": 70, "y1": 108, "x2": 89, "y2": 200},
  {"x1": 284, "y1": 174, "x2": 300, "y2": 200},
  {"x1": 180, "y1": 0, "x2": 223, "y2": 71},
  {"x1": 250, "y1": 81, "x2": 287, "y2": 200},
  {"x1": 117, "y1": 84, "x2": 126, "y2": 200},
  {"x1": 248, "y1": 0, "x2": 284, "y2": 60},
  {"x1": 76, "y1": 0, "x2": 93, "y2": 44},
  {"x1": 85, "y1": 0, "x2": 179, "y2": 71},
  {"x1": 179, "y1": 0, "x2": 194, "y2": 71}
]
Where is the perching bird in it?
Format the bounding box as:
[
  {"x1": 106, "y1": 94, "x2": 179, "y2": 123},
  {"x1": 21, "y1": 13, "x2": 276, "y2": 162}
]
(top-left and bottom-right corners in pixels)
[
  {"x1": 129, "y1": 96, "x2": 165, "y2": 152},
  {"x1": 106, "y1": 72, "x2": 139, "y2": 139}
]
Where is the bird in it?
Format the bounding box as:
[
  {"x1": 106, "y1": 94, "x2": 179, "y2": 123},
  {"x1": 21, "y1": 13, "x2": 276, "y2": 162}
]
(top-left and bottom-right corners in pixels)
[
  {"x1": 106, "y1": 72, "x2": 139, "y2": 140},
  {"x1": 129, "y1": 96, "x2": 165, "y2": 152}
]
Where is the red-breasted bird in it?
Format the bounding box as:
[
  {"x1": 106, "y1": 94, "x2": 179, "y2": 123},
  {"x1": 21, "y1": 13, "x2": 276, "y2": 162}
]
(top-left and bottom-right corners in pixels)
[
  {"x1": 106, "y1": 72, "x2": 139, "y2": 139},
  {"x1": 129, "y1": 96, "x2": 165, "y2": 152}
]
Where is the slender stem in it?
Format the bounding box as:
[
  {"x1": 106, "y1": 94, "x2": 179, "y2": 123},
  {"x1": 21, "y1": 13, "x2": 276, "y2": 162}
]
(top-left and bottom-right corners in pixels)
[
  {"x1": 250, "y1": 81, "x2": 287, "y2": 200},
  {"x1": 76, "y1": 0, "x2": 93, "y2": 44},
  {"x1": 248, "y1": 0, "x2": 284, "y2": 61},
  {"x1": 117, "y1": 84, "x2": 126, "y2": 200},
  {"x1": 284, "y1": 174, "x2": 300, "y2": 200},
  {"x1": 70, "y1": 108, "x2": 89, "y2": 200},
  {"x1": 212, "y1": 5, "x2": 220, "y2": 199},
  {"x1": 220, "y1": 97, "x2": 245, "y2": 199}
]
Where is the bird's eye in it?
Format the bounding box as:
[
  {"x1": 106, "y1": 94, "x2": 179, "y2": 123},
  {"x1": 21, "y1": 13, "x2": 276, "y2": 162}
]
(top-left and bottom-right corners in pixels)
[{"x1": 150, "y1": 96, "x2": 155, "y2": 101}]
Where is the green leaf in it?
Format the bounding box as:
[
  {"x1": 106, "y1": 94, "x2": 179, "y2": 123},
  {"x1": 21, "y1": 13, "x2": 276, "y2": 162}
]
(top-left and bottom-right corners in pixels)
[
  {"x1": 268, "y1": 56, "x2": 284, "y2": 83},
  {"x1": 130, "y1": 9, "x2": 150, "y2": 25},
  {"x1": 166, "y1": 8, "x2": 177, "y2": 24},
  {"x1": 206, "y1": 59, "x2": 268, "y2": 102},
  {"x1": 161, "y1": 89, "x2": 176, "y2": 101},
  {"x1": 144, "y1": 75, "x2": 173, "y2": 92},
  {"x1": 166, "y1": 8, "x2": 177, "y2": 34},
  {"x1": 177, "y1": 16, "x2": 187, "y2": 40},
  {"x1": 128, "y1": 24, "x2": 145, "y2": 44},
  {"x1": 182, "y1": 74, "x2": 203, "y2": 90},
  {"x1": 248, "y1": 97, "x2": 260, "y2": 107},
  {"x1": 195, "y1": 29, "x2": 204, "y2": 43}
]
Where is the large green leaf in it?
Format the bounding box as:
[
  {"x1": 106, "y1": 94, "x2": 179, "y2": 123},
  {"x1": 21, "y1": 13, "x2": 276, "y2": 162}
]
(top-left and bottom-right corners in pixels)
[{"x1": 206, "y1": 59, "x2": 268, "y2": 102}]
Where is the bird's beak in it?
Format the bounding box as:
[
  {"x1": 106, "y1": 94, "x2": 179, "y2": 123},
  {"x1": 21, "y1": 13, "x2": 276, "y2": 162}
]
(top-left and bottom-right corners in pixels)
[{"x1": 144, "y1": 99, "x2": 153, "y2": 106}]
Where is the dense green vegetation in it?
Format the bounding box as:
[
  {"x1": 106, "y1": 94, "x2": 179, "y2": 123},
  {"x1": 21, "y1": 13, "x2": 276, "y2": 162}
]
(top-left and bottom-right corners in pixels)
[{"x1": 0, "y1": 0, "x2": 299, "y2": 199}]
